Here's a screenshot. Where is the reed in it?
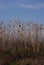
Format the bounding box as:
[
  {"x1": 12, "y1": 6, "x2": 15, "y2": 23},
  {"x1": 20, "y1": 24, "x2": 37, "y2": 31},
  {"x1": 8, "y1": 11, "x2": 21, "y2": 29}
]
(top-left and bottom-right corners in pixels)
[{"x1": 0, "y1": 20, "x2": 44, "y2": 58}]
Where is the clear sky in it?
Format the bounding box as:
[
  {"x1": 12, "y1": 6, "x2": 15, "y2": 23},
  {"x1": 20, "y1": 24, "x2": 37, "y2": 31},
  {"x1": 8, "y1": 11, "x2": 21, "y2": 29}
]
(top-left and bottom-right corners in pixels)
[{"x1": 0, "y1": 0, "x2": 44, "y2": 24}]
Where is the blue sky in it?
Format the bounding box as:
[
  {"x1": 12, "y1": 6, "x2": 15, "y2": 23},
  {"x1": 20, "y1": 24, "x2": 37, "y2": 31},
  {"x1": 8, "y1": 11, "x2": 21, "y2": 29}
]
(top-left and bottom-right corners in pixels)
[{"x1": 0, "y1": 0, "x2": 44, "y2": 24}]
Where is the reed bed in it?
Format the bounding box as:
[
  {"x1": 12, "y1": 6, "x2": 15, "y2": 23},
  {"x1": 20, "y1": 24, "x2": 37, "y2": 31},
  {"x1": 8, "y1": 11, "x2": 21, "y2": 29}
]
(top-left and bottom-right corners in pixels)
[{"x1": 0, "y1": 20, "x2": 44, "y2": 58}]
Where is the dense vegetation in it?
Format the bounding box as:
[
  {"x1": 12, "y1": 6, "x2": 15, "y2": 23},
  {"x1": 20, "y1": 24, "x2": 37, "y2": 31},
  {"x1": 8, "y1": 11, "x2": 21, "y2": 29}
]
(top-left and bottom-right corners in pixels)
[{"x1": 0, "y1": 20, "x2": 44, "y2": 65}]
